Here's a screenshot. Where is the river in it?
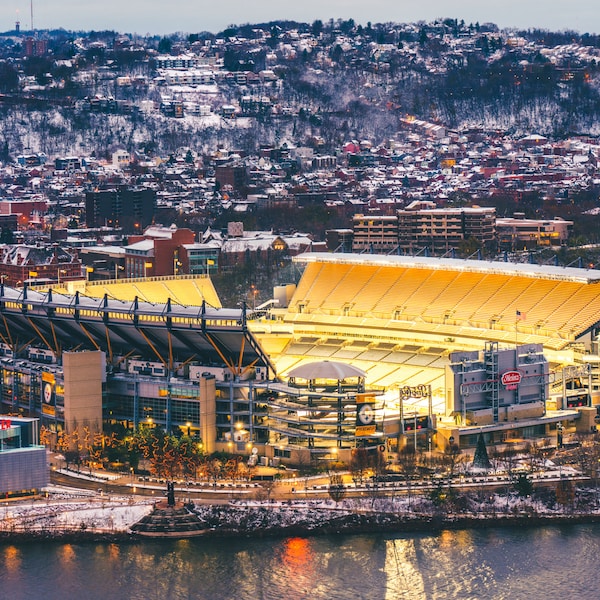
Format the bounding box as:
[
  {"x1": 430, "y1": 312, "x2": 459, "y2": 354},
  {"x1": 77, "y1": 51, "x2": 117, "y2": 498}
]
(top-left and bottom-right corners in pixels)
[{"x1": 0, "y1": 524, "x2": 596, "y2": 599}]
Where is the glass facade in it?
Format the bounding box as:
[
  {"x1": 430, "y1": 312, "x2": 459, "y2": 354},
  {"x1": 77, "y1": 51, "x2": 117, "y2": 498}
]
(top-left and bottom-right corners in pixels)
[
  {"x1": 186, "y1": 248, "x2": 219, "y2": 275},
  {"x1": 0, "y1": 417, "x2": 48, "y2": 496},
  {"x1": 107, "y1": 376, "x2": 203, "y2": 436},
  {"x1": 0, "y1": 363, "x2": 64, "y2": 431}
]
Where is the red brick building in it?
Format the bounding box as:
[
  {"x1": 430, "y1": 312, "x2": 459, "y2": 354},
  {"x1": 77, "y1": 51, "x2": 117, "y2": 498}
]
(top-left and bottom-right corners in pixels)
[
  {"x1": 0, "y1": 244, "x2": 81, "y2": 286},
  {"x1": 124, "y1": 226, "x2": 195, "y2": 278}
]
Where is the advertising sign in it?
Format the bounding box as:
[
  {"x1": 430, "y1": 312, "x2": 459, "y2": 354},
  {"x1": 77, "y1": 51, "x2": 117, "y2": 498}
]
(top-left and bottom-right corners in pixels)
[{"x1": 501, "y1": 370, "x2": 522, "y2": 391}]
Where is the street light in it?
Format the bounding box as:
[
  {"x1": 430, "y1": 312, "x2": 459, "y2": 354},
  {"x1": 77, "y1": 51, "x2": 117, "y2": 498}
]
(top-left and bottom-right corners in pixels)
[{"x1": 173, "y1": 258, "x2": 182, "y2": 276}]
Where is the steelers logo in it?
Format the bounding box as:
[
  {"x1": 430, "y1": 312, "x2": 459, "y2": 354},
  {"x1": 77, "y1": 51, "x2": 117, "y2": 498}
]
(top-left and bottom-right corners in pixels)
[
  {"x1": 43, "y1": 382, "x2": 53, "y2": 404},
  {"x1": 358, "y1": 403, "x2": 374, "y2": 425}
]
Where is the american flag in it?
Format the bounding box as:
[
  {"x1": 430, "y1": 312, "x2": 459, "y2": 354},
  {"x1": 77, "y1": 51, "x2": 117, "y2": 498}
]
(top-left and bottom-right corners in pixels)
[{"x1": 516, "y1": 310, "x2": 526, "y2": 321}]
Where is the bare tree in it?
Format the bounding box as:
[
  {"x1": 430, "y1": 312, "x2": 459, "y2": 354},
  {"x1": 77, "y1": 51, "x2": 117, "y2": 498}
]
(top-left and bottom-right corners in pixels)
[
  {"x1": 328, "y1": 473, "x2": 346, "y2": 504},
  {"x1": 349, "y1": 447, "x2": 370, "y2": 485},
  {"x1": 397, "y1": 447, "x2": 417, "y2": 508},
  {"x1": 260, "y1": 480, "x2": 276, "y2": 502},
  {"x1": 442, "y1": 442, "x2": 464, "y2": 490}
]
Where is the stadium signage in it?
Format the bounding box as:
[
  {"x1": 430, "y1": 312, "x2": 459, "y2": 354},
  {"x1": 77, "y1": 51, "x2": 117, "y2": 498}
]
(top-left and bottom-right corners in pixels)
[
  {"x1": 0, "y1": 418, "x2": 11, "y2": 430},
  {"x1": 356, "y1": 393, "x2": 376, "y2": 437},
  {"x1": 400, "y1": 384, "x2": 430, "y2": 399},
  {"x1": 501, "y1": 370, "x2": 522, "y2": 390}
]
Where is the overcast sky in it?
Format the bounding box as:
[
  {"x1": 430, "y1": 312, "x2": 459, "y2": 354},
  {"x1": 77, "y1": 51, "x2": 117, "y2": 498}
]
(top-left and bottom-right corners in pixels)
[{"x1": 2, "y1": 1, "x2": 599, "y2": 36}]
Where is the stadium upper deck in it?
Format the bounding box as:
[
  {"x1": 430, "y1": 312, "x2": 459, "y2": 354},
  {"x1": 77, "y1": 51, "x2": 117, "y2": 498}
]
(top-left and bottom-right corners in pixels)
[
  {"x1": 283, "y1": 253, "x2": 600, "y2": 352},
  {"x1": 251, "y1": 253, "x2": 600, "y2": 396},
  {"x1": 81, "y1": 275, "x2": 222, "y2": 308}
]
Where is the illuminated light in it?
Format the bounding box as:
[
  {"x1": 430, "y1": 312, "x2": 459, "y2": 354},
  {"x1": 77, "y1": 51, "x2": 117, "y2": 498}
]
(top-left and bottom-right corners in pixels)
[
  {"x1": 59, "y1": 544, "x2": 76, "y2": 564},
  {"x1": 283, "y1": 537, "x2": 312, "y2": 568},
  {"x1": 3, "y1": 546, "x2": 22, "y2": 573}
]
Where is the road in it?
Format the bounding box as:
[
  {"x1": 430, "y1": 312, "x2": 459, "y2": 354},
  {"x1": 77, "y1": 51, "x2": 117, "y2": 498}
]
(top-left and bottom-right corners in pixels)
[{"x1": 50, "y1": 468, "x2": 588, "y2": 505}]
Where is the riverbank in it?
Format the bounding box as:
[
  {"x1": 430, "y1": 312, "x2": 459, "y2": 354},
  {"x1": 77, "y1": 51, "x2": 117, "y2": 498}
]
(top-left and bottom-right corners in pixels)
[
  {"x1": 2, "y1": 509, "x2": 600, "y2": 545},
  {"x1": 184, "y1": 499, "x2": 600, "y2": 538},
  {"x1": 3, "y1": 490, "x2": 600, "y2": 544}
]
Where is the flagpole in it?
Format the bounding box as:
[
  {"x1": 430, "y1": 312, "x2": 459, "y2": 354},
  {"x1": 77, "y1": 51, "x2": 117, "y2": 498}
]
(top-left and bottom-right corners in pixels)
[{"x1": 515, "y1": 310, "x2": 526, "y2": 350}]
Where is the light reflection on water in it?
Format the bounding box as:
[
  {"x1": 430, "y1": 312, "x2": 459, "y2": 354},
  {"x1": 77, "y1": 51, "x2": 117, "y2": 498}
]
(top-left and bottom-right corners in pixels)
[{"x1": 1, "y1": 524, "x2": 598, "y2": 600}]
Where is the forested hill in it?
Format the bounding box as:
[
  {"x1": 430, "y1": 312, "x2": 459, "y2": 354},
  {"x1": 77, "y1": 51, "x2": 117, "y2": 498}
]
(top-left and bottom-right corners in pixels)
[{"x1": 1, "y1": 18, "x2": 600, "y2": 158}]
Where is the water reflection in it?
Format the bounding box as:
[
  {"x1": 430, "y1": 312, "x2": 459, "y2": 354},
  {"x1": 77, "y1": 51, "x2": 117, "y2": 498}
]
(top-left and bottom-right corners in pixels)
[
  {"x1": 384, "y1": 538, "x2": 426, "y2": 599},
  {"x1": 58, "y1": 543, "x2": 76, "y2": 567},
  {"x1": 2, "y1": 545, "x2": 21, "y2": 574},
  {"x1": 0, "y1": 525, "x2": 599, "y2": 600}
]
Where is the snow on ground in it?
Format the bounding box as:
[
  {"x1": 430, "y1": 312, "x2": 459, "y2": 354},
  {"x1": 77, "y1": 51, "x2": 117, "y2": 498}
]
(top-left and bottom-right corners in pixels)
[
  {"x1": 1, "y1": 489, "x2": 155, "y2": 533},
  {"x1": 1, "y1": 460, "x2": 598, "y2": 537}
]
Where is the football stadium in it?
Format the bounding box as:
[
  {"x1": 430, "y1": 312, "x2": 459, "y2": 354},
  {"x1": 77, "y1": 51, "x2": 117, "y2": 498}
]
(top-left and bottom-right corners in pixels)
[
  {"x1": 250, "y1": 253, "x2": 600, "y2": 459},
  {"x1": 1, "y1": 253, "x2": 600, "y2": 471}
]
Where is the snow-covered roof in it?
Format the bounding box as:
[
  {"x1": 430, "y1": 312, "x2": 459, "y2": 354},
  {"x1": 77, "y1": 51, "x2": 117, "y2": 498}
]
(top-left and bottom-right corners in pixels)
[{"x1": 124, "y1": 240, "x2": 155, "y2": 252}]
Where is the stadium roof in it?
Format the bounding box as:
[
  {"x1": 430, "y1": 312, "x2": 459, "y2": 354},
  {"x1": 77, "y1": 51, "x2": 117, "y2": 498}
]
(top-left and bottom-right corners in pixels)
[
  {"x1": 0, "y1": 284, "x2": 275, "y2": 377},
  {"x1": 294, "y1": 252, "x2": 600, "y2": 284}
]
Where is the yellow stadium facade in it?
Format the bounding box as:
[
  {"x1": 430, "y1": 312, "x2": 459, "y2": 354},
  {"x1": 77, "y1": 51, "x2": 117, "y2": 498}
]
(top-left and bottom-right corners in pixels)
[
  {"x1": 253, "y1": 253, "x2": 600, "y2": 455},
  {"x1": 6, "y1": 257, "x2": 600, "y2": 465}
]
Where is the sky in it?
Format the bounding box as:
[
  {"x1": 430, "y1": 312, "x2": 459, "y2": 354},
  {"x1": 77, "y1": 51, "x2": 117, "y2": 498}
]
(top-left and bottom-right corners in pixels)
[{"x1": 1, "y1": 1, "x2": 599, "y2": 36}]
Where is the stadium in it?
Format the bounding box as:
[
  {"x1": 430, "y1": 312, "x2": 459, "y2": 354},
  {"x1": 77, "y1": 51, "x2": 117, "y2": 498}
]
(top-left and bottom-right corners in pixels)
[
  {"x1": 254, "y1": 252, "x2": 600, "y2": 458},
  {"x1": 1, "y1": 253, "x2": 600, "y2": 473}
]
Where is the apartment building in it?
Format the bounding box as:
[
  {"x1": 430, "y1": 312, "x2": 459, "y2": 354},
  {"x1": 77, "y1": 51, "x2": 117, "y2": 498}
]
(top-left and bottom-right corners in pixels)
[
  {"x1": 352, "y1": 215, "x2": 399, "y2": 253},
  {"x1": 397, "y1": 201, "x2": 496, "y2": 253}
]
